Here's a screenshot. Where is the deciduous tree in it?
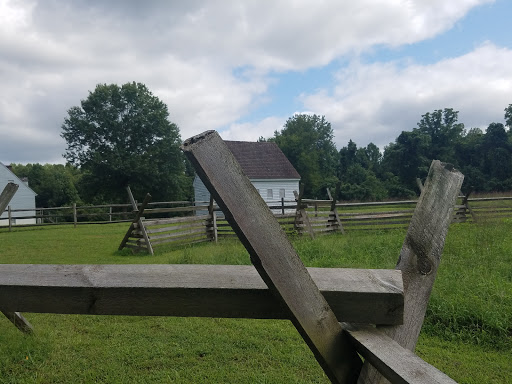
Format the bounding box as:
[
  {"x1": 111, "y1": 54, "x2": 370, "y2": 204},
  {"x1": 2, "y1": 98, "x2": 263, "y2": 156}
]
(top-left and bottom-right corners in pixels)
[
  {"x1": 271, "y1": 114, "x2": 338, "y2": 198},
  {"x1": 61, "y1": 82, "x2": 189, "y2": 203}
]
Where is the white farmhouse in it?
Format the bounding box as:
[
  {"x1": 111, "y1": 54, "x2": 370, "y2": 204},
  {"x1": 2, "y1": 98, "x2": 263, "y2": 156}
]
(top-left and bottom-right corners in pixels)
[
  {"x1": 193, "y1": 141, "x2": 300, "y2": 211},
  {"x1": 0, "y1": 162, "x2": 37, "y2": 226}
]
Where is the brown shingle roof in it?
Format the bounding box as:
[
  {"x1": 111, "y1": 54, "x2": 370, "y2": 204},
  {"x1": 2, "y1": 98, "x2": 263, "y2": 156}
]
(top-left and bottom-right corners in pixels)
[{"x1": 225, "y1": 141, "x2": 300, "y2": 180}]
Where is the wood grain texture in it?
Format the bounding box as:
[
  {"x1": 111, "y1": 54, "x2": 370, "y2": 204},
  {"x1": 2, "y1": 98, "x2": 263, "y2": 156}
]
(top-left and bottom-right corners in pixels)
[
  {"x1": 182, "y1": 131, "x2": 361, "y2": 384},
  {"x1": 342, "y1": 324, "x2": 456, "y2": 384},
  {"x1": 1, "y1": 311, "x2": 33, "y2": 334},
  {"x1": 0, "y1": 264, "x2": 402, "y2": 323},
  {"x1": 357, "y1": 160, "x2": 464, "y2": 384},
  {"x1": 0, "y1": 182, "x2": 19, "y2": 214}
]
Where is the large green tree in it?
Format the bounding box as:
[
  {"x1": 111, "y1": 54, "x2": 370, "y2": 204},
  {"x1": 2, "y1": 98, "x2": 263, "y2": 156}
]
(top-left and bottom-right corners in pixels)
[
  {"x1": 382, "y1": 129, "x2": 430, "y2": 192},
  {"x1": 338, "y1": 140, "x2": 389, "y2": 201},
  {"x1": 382, "y1": 108, "x2": 464, "y2": 192},
  {"x1": 417, "y1": 108, "x2": 464, "y2": 164},
  {"x1": 61, "y1": 82, "x2": 189, "y2": 203},
  {"x1": 271, "y1": 114, "x2": 338, "y2": 198}
]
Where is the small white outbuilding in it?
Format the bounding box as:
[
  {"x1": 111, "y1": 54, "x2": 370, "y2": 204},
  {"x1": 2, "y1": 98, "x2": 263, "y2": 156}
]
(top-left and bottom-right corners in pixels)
[
  {"x1": 0, "y1": 162, "x2": 37, "y2": 226},
  {"x1": 193, "y1": 140, "x2": 300, "y2": 211}
]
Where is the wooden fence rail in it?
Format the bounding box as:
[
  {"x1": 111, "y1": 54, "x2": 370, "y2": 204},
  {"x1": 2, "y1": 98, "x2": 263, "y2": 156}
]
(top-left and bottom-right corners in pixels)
[
  {"x1": 0, "y1": 132, "x2": 464, "y2": 382},
  {"x1": 0, "y1": 264, "x2": 403, "y2": 325},
  {"x1": 3, "y1": 194, "x2": 512, "y2": 239}
]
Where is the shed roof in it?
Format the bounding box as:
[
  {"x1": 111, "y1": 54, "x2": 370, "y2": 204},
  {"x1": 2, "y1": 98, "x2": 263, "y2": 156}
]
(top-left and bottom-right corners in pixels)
[
  {"x1": 0, "y1": 162, "x2": 37, "y2": 196},
  {"x1": 225, "y1": 141, "x2": 300, "y2": 180}
]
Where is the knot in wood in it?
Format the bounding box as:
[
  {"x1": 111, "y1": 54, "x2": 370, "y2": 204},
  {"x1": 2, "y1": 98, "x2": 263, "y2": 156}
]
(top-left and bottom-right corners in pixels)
[{"x1": 417, "y1": 256, "x2": 433, "y2": 275}]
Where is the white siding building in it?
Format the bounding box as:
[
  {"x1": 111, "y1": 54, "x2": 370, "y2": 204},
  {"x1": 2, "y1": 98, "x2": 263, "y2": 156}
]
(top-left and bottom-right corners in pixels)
[
  {"x1": 0, "y1": 162, "x2": 37, "y2": 226},
  {"x1": 194, "y1": 141, "x2": 300, "y2": 214}
]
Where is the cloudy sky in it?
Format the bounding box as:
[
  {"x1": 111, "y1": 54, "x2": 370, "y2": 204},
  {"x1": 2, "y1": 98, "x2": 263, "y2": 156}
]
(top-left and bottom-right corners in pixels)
[{"x1": 1, "y1": 0, "x2": 511, "y2": 164}]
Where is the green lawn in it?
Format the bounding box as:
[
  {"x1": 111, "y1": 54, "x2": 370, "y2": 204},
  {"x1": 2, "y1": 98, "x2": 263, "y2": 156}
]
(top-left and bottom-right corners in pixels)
[{"x1": 0, "y1": 221, "x2": 511, "y2": 383}]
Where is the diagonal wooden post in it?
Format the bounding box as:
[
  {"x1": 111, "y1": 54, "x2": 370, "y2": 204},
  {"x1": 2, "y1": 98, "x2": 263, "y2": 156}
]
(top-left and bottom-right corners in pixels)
[
  {"x1": 294, "y1": 185, "x2": 315, "y2": 239},
  {"x1": 119, "y1": 192, "x2": 153, "y2": 254},
  {"x1": 327, "y1": 184, "x2": 344, "y2": 234},
  {"x1": 0, "y1": 182, "x2": 18, "y2": 215},
  {"x1": 357, "y1": 160, "x2": 463, "y2": 384},
  {"x1": 208, "y1": 195, "x2": 218, "y2": 242},
  {"x1": 462, "y1": 190, "x2": 477, "y2": 222},
  {"x1": 182, "y1": 131, "x2": 361, "y2": 384},
  {"x1": 1, "y1": 311, "x2": 34, "y2": 334}
]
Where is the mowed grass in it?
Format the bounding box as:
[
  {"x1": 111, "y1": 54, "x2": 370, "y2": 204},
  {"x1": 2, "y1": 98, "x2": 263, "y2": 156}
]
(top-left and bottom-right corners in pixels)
[{"x1": 1, "y1": 220, "x2": 511, "y2": 383}]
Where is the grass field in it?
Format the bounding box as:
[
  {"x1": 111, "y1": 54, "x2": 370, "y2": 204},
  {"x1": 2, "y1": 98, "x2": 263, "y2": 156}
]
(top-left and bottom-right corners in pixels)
[{"x1": 0, "y1": 220, "x2": 511, "y2": 383}]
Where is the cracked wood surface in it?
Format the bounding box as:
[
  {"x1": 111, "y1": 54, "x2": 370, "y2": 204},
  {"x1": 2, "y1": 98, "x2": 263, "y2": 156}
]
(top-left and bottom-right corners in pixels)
[
  {"x1": 182, "y1": 131, "x2": 361, "y2": 384},
  {"x1": 357, "y1": 160, "x2": 463, "y2": 384}
]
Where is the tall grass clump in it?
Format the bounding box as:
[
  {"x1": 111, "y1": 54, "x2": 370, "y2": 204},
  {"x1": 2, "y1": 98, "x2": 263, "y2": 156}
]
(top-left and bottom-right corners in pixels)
[{"x1": 423, "y1": 221, "x2": 512, "y2": 349}]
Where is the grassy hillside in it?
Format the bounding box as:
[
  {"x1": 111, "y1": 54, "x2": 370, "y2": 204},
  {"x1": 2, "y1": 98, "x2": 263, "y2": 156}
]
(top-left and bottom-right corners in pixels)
[{"x1": 0, "y1": 221, "x2": 511, "y2": 383}]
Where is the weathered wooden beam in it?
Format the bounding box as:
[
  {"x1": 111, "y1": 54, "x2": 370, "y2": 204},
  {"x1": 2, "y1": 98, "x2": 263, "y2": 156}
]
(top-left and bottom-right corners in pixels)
[
  {"x1": 0, "y1": 182, "x2": 19, "y2": 214},
  {"x1": 357, "y1": 160, "x2": 463, "y2": 384},
  {"x1": 182, "y1": 131, "x2": 361, "y2": 384},
  {"x1": 342, "y1": 323, "x2": 456, "y2": 384},
  {"x1": 1, "y1": 311, "x2": 34, "y2": 334},
  {"x1": 0, "y1": 264, "x2": 403, "y2": 323},
  {"x1": 328, "y1": 184, "x2": 345, "y2": 234}
]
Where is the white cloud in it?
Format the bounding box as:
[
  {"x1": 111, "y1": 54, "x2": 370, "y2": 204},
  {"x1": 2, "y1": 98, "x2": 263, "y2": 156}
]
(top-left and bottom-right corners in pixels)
[
  {"x1": 0, "y1": 0, "x2": 496, "y2": 163},
  {"x1": 300, "y1": 43, "x2": 512, "y2": 150},
  {"x1": 222, "y1": 117, "x2": 285, "y2": 142}
]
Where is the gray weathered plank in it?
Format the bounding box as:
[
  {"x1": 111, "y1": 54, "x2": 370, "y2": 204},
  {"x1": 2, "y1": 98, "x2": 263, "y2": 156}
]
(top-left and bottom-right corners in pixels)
[
  {"x1": 146, "y1": 223, "x2": 206, "y2": 235},
  {"x1": 1, "y1": 310, "x2": 34, "y2": 334},
  {"x1": 357, "y1": 160, "x2": 464, "y2": 384},
  {"x1": 143, "y1": 214, "x2": 210, "y2": 226},
  {"x1": 182, "y1": 131, "x2": 361, "y2": 384},
  {"x1": 342, "y1": 323, "x2": 456, "y2": 384},
  {"x1": 0, "y1": 264, "x2": 402, "y2": 324},
  {"x1": 0, "y1": 182, "x2": 19, "y2": 214},
  {"x1": 149, "y1": 227, "x2": 207, "y2": 241}
]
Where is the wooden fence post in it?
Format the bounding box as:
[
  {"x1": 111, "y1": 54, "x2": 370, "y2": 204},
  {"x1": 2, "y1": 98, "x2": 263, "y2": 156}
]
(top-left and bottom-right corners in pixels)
[
  {"x1": 182, "y1": 131, "x2": 361, "y2": 384},
  {"x1": 8, "y1": 205, "x2": 12, "y2": 232},
  {"x1": 73, "y1": 203, "x2": 77, "y2": 228},
  {"x1": 327, "y1": 184, "x2": 344, "y2": 234},
  {"x1": 0, "y1": 182, "x2": 18, "y2": 232},
  {"x1": 294, "y1": 184, "x2": 315, "y2": 239},
  {"x1": 416, "y1": 177, "x2": 424, "y2": 192},
  {"x1": 462, "y1": 190, "x2": 477, "y2": 222},
  {"x1": 357, "y1": 160, "x2": 464, "y2": 384},
  {"x1": 0, "y1": 182, "x2": 18, "y2": 221},
  {"x1": 208, "y1": 195, "x2": 218, "y2": 243},
  {"x1": 0, "y1": 311, "x2": 33, "y2": 334}
]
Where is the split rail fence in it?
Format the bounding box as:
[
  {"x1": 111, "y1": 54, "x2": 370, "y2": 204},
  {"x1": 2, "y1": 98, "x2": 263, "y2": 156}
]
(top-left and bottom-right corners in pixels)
[
  {"x1": 1, "y1": 132, "x2": 462, "y2": 383},
  {"x1": 3, "y1": 189, "x2": 512, "y2": 243}
]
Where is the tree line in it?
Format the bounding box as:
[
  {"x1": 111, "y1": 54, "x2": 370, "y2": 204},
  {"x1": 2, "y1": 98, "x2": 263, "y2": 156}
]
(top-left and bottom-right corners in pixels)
[{"x1": 10, "y1": 82, "x2": 512, "y2": 207}]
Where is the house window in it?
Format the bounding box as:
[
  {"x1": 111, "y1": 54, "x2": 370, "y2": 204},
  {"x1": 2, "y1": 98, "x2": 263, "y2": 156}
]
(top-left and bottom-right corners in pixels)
[
  {"x1": 267, "y1": 189, "x2": 273, "y2": 199},
  {"x1": 279, "y1": 189, "x2": 285, "y2": 199}
]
